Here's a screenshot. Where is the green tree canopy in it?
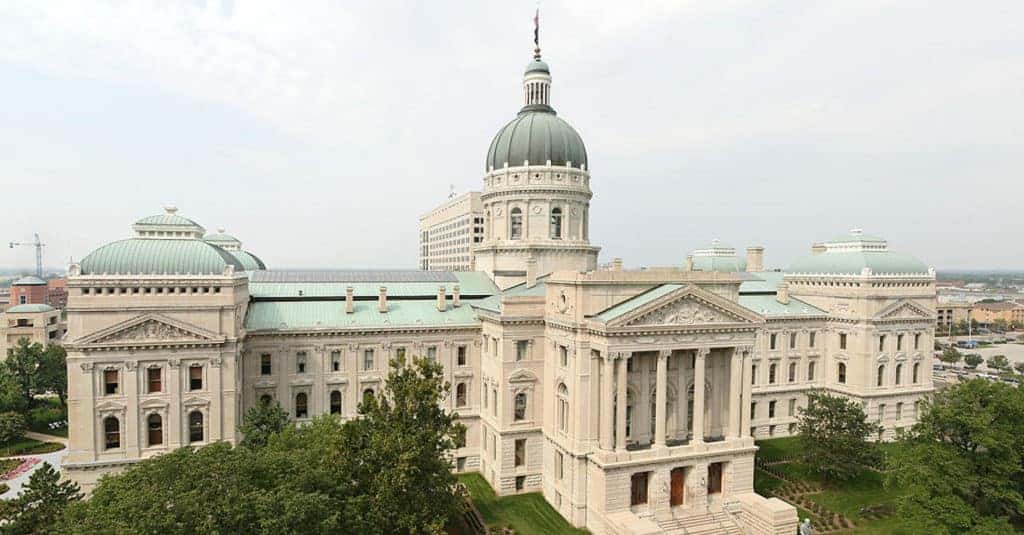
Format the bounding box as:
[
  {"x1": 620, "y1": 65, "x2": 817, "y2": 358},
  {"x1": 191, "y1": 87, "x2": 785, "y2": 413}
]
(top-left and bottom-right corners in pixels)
[
  {"x1": 889, "y1": 379, "x2": 1024, "y2": 533},
  {"x1": 985, "y1": 354, "x2": 1010, "y2": 371},
  {"x1": 964, "y1": 353, "x2": 984, "y2": 369},
  {"x1": 59, "y1": 356, "x2": 466, "y2": 535},
  {"x1": 0, "y1": 462, "x2": 82, "y2": 534},
  {"x1": 796, "y1": 390, "x2": 882, "y2": 482},
  {"x1": 238, "y1": 398, "x2": 291, "y2": 450},
  {"x1": 939, "y1": 347, "x2": 962, "y2": 364}
]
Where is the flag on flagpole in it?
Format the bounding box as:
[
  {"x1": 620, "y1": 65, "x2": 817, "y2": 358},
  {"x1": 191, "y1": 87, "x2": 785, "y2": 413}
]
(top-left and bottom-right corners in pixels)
[{"x1": 533, "y1": 9, "x2": 539, "y2": 47}]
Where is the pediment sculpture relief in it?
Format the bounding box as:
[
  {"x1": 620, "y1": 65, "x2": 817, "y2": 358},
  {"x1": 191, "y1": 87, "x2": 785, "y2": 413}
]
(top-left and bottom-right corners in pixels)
[
  {"x1": 628, "y1": 299, "x2": 736, "y2": 327},
  {"x1": 95, "y1": 319, "x2": 207, "y2": 344}
]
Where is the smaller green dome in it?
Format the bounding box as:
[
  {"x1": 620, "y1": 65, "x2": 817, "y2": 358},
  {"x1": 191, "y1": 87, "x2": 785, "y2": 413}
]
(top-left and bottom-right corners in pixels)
[
  {"x1": 230, "y1": 250, "x2": 267, "y2": 272},
  {"x1": 525, "y1": 59, "x2": 549, "y2": 74},
  {"x1": 5, "y1": 303, "x2": 55, "y2": 313},
  {"x1": 12, "y1": 276, "x2": 46, "y2": 286},
  {"x1": 81, "y1": 239, "x2": 244, "y2": 275},
  {"x1": 204, "y1": 232, "x2": 239, "y2": 244}
]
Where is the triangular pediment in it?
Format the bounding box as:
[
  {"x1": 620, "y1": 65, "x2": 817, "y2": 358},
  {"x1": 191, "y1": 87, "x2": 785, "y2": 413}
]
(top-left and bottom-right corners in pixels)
[
  {"x1": 875, "y1": 300, "x2": 933, "y2": 321},
  {"x1": 606, "y1": 285, "x2": 762, "y2": 328},
  {"x1": 77, "y1": 313, "x2": 222, "y2": 348}
]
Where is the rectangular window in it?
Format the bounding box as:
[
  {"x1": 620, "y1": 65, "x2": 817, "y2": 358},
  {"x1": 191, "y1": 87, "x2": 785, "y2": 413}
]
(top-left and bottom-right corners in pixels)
[
  {"x1": 331, "y1": 350, "x2": 341, "y2": 372},
  {"x1": 878, "y1": 404, "x2": 886, "y2": 421},
  {"x1": 363, "y1": 349, "x2": 375, "y2": 371},
  {"x1": 189, "y1": 365, "x2": 203, "y2": 391},
  {"x1": 769, "y1": 400, "x2": 776, "y2": 418},
  {"x1": 839, "y1": 333, "x2": 847, "y2": 350},
  {"x1": 147, "y1": 368, "x2": 162, "y2": 393},
  {"x1": 750, "y1": 402, "x2": 757, "y2": 420},
  {"x1": 809, "y1": 331, "x2": 816, "y2": 348},
  {"x1": 427, "y1": 346, "x2": 437, "y2": 362},
  {"x1": 770, "y1": 333, "x2": 777, "y2": 350},
  {"x1": 559, "y1": 346, "x2": 568, "y2": 367},
  {"x1": 516, "y1": 340, "x2": 528, "y2": 361},
  {"x1": 914, "y1": 333, "x2": 921, "y2": 350},
  {"x1": 555, "y1": 451, "x2": 564, "y2": 480},
  {"x1": 515, "y1": 475, "x2": 526, "y2": 492},
  {"x1": 879, "y1": 335, "x2": 886, "y2": 352},
  {"x1": 708, "y1": 462, "x2": 723, "y2": 494},
  {"x1": 104, "y1": 370, "x2": 119, "y2": 395},
  {"x1": 457, "y1": 346, "x2": 467, "y2": 366},
  {"x1": 897, "y1": 334, "x2": 904, "y2": 351},
  {"x1": 788, "y1": 398, "x2": 796, "y2": 417},
  {"x1": 296, "y1": 352, "x2": 306, "y2": 374},
  {"x1": 514, "y1": 438, "x2": 526, "y2": 467},
  {"x1": 789, "y1": 332, "x2": 797, "y2": 349},
  {"x1": 260, "y1": 354, "x2": 272, "y2": 375},
  {"x1": 630, "y1": 472, "x2": 649, "y2": 506}
]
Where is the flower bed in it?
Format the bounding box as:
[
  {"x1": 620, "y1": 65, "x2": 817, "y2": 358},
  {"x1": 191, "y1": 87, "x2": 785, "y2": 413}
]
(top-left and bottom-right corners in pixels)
[{"x1": 2, "y1": 457, "x2": 40, "y2": 481}]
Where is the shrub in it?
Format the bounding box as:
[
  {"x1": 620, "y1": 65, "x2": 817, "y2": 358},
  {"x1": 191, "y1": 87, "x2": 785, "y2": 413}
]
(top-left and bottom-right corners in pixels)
[{"x1": 0, "y1": 412, "x2": 27, "y2": 444}]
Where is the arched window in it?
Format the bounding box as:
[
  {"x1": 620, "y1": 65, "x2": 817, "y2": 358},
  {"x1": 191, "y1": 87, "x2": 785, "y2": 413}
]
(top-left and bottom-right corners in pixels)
[
  {"x1": 838, "y1": 363, "x2": 847, "y2": 384},
  {"x1": 877, "y1": 365, "x2": 885, "y2": 387},
  {"x1": 456, "y1": 383, "x2": 467, "y2": 408},
  {"x1": 557, "y1": 384, "x2": 569, "y2": 433},
  {"x1": 330, "y1": 390, "x2": 342, "y2": 414},
  {"x1": 188, "y1": 411, "x2": 204, "y2": 443},
  {"x1": 912, "y1": 362, "x2": 920, "y2": 384},
  {"x1": 895, "y1": 364, "x2": 903, "y2": 386},
  {"x1": 550, "y1": 207, "x2": 563, "y2": 239},
  {"x1": 788, "y1": 362, "x2": 797, "y2": 382},
  {"x1": 514, "y1": 392, "x2": 527, "y2": 421},
  {"x1": 807, "y1": 361, "x2": 816, "y2": 381},
  {"x1": 510, "y1": 208, "x2": 523, "y2": 240},
  {"x1": 295, "y1": 392, "x2": 308, "y2": 418},
  {"x1": 147, "y1": 413, "x2": 163, "y2": 446},
  {"x1": 363, "y1": 388, "x2": 375, "y2": 405},
  {"x1": 104, "y1": 416, "x2": 120, "y2": 450},
  {"x1": 768, "y1": 363, "x2": 777, "y2": 384},
  {"x1": 259, "y1": 394, "x2": 273, "y2": 405}
]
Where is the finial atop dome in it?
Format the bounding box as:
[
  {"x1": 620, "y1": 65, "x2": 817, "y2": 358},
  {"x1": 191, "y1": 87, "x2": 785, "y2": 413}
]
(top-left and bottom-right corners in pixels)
[
  {"x1": 533, "y1": 7, "x2": 541, "y2": 60},
  {"x1": 217, "y1": 227, "x2": 226, "y2": 234},
  {"x1": 164, "y1": 204, "x2": 178, "y2": 214}
]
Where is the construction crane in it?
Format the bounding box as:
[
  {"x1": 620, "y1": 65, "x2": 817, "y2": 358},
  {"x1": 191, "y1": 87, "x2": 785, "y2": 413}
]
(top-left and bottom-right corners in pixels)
[{"x1": 9, "y1": 233, "x2": 46, "y2": 278}]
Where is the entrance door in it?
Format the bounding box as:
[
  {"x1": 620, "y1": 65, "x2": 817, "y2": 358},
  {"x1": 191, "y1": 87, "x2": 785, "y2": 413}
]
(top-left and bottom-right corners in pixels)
[
  {"x1": 670, "y1": 468, "x2": 686, "y2": 506},
  {"x1": 708, "y1": 462, "x2": 723, "y2": 495}
]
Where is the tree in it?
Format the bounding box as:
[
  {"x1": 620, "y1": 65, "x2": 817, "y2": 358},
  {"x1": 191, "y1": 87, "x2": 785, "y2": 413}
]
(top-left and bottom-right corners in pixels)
[
  {"x1": 796, "y1": 390, "x2": 882, "y2": 482},
  {"x1": 238, "y1": 398, "x2": 291, "y2": 450},
  {"x1": 36, "y1": 345, "x2": 67, "y2": 409},
  {"x1": 939, "y1": 347, "x2": 962, "y2": 365},
  {"x1": 0, "y1": 412, "x2": 27, "y2": 444},
  {"x1": 964, "y1": 353, "x2": 983, "y2": 369},
  {"x1": 889, "y1": 379, "x2": 1024, "y2": 533},
  {"x1": 986, "y1": 354, "x2": 1010, "y2": 371},
  {"x1": 59, "y1": 357, "x2": 466, "y2": 534},
  {"x1": 4, "y1": 339, "x2": 42, "y2": 407},
  {"x1": 0, "y1": 462, "x2": 82, "y2": 534}
]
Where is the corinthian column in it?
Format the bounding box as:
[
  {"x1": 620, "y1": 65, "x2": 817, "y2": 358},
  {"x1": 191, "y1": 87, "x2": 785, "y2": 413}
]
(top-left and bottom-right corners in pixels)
[
  {"x1": 740, "y1": 346, "x2": 753, "y2": 437},
  {"x1": 654, "y1": 350, "x2": 668, "y2": 446},
  {"x1": 728, "y1": 349, "x2": 742, "y2": 438},
  {"x1": 692, "y1": 348, "x2": 708, "y2": 444},
  {"x1": 599, "y1": 352, "x2": 614, "y2": 450},
  {"x1": 615, "y1": 352, "x2": 630, "y2": 451}
]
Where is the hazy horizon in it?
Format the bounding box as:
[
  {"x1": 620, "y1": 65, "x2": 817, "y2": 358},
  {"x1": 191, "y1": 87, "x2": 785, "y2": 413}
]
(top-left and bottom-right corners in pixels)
[{"x1": 2, "y1": 1, "x2": 1022, "y2": 272}]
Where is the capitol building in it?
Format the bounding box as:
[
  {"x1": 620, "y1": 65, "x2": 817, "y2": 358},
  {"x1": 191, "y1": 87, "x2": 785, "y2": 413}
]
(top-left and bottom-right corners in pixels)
[{"x1": 61, "y1": 39, "x2": 937, "y2": 535}]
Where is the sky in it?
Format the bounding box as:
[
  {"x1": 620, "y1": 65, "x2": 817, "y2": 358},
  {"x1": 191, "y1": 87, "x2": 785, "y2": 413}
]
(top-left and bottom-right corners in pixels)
[{"x1": 0, "y1": 0, "x2": 1021, "y2": 272}]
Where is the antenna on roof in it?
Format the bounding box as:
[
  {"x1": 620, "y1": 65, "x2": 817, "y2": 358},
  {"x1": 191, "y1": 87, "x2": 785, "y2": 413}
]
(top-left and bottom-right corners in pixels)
[{"x1": 448, "y1": 184, "x2": 456, "y2": 199}]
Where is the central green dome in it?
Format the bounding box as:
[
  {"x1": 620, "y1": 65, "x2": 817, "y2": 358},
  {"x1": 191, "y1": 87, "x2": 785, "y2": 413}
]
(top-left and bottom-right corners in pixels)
[{"x1": 486, "y1": 110, "x2": 587, "y2": 171}]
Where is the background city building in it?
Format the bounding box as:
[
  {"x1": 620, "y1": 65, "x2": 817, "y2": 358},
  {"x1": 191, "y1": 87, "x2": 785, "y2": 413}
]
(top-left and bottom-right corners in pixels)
[{"x1": 419, "y1": 191, "x2": 484, "y2": 271}]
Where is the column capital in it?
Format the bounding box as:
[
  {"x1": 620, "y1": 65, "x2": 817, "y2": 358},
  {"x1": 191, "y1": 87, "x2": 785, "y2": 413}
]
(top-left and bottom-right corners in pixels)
[
  {"x1": 696, "y1": 347, "x2": 711, "y2": 359},
  {"x1": 608, "y1": 351, "x2": 631, "y2": 361},
  {"x1": 658, "y1": 349, "x2": 671, "y2": 360},
  {"x1": 737, "y1": 345, "x2": 754, "y2": 356}
]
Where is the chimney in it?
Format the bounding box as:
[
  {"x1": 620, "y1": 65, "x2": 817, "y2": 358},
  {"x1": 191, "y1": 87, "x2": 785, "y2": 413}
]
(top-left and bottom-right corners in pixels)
[
  {"x1": 526, "y1": 257, "x2": 537, "y2": 288},
  {"x1": 345, "y1": 286, "x2": 354, "y2": 314},
  {"x1": 611, "y1": 258, "x2": 623, "y2": 271},
  {"x1": 746, "y1": 246, "x2": 764, "y2": 272},
  {"x1": 378, "y1": 286, "x2": 388, "y2": 313},
  {"x1": 453, "y1": 285, "x2": 461, "y2": 307},
  {"x1": 437, "y1": 285, "x2": 446, "y2": 312},
  {"x1": 811, "y1": 243, "x2": 826, "y2": 255},
  {"x1": 685, "y1": 255, "x2": 694, "y2": 271},
  {"x1": 777, "y1": 282, "x2": 790, "y2": 305}
]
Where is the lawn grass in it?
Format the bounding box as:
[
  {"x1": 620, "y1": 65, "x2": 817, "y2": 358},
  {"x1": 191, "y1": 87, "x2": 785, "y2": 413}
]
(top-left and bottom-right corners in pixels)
[
  {"x1": 27, "y1": 420, "x2": 68, "y2": 438},
  {"x1": 0, "y1": 438, "x2": 64, "y2": 457},
  {"x1": 755, "y1": 437, "x2": 911, "y2": 534},
  {"x1": 458, "y1": 473, "x2": 588, "y2": 535}
]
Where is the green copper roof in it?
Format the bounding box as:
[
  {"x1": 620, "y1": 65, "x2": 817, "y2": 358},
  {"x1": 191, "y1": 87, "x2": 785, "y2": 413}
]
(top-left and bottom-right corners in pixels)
[
  {"x1": 826, "y1": 231, "x2": 886, "y2": 243},
  {"x1": 472, "y1": 276, "x2": 549, "y2": 313},
  {"x1": 787, "y1": 251, "x2": 929, "y2": 275},
  {"x1": 594, "y1": 284, "x2": 681, "y2": 322},
  {"x1": 248, "y1": 271, "x2": 497, "y2": 300},
  {"x1": 739, "y1": 271, "x2": 785, "y2": 293},
  {"x1": 230, "y1": 250, "x2": 266, "y2": 271},
  {"x1": 691, "y1": 256, "x2": 747, "y2": 273},
  {"x1": 738, "y1": 294, "x2": 826, "y2": 318},
  {"x1": 486, "y1": 110, "x2": 587, "y2": 170},
  {"x1": 245, "y1": 299, "x2": 483, "y2": 331},
  {"x1": 81, "y1": 239, "x2": 244, "y2": 275},
  {"x1": 4, "y1": 303, "x2": 55, "y2": 313},
  {"x1": 525, "y1": 59, "x2": 550, "y2": 74},
  {"x1": 134, "y1": 213, "x2": 203, "y2": 228},
  {"x1": 12, "y1": 276, "x2": 46, "y2": 286},
  {"x1": 203, "y1": 232, "x2": 240, "y2": 244}
]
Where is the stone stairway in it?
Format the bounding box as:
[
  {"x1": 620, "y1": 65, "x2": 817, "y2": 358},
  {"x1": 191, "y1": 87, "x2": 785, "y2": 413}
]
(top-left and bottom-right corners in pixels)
[{"x1": 658, "y1": 510, "x2": 744, "y2": 535}]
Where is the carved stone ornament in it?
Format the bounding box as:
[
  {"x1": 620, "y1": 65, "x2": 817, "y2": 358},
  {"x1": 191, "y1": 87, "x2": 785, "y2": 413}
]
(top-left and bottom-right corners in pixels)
[
  {"x1": 629, "y1": 299, "x2": 733, "y2": 327},
  {"x1": 533, "y1": 206, "x2": 543, "y2": 214},
  {"x1": 95, "y1": 319, "x2": 203, "y2": 344},
  {"x1": 79, "y1": 362, "x2": 95, "y2": 372},
  {"x1": 125, "y1": 360, "x2": 138, "y2": 371},
  {"x1": 209, "y1": 357, "x2": 223, "y2": 368},
  {"x1": 168, "y1": 359, "x2": 181, "y2": 369}
]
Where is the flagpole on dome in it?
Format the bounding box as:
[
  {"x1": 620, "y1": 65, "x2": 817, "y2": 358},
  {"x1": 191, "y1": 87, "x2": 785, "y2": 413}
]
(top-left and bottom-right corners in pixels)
[{"x1": 533, "y1": 6, "x2": 541, "y2": 60}]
